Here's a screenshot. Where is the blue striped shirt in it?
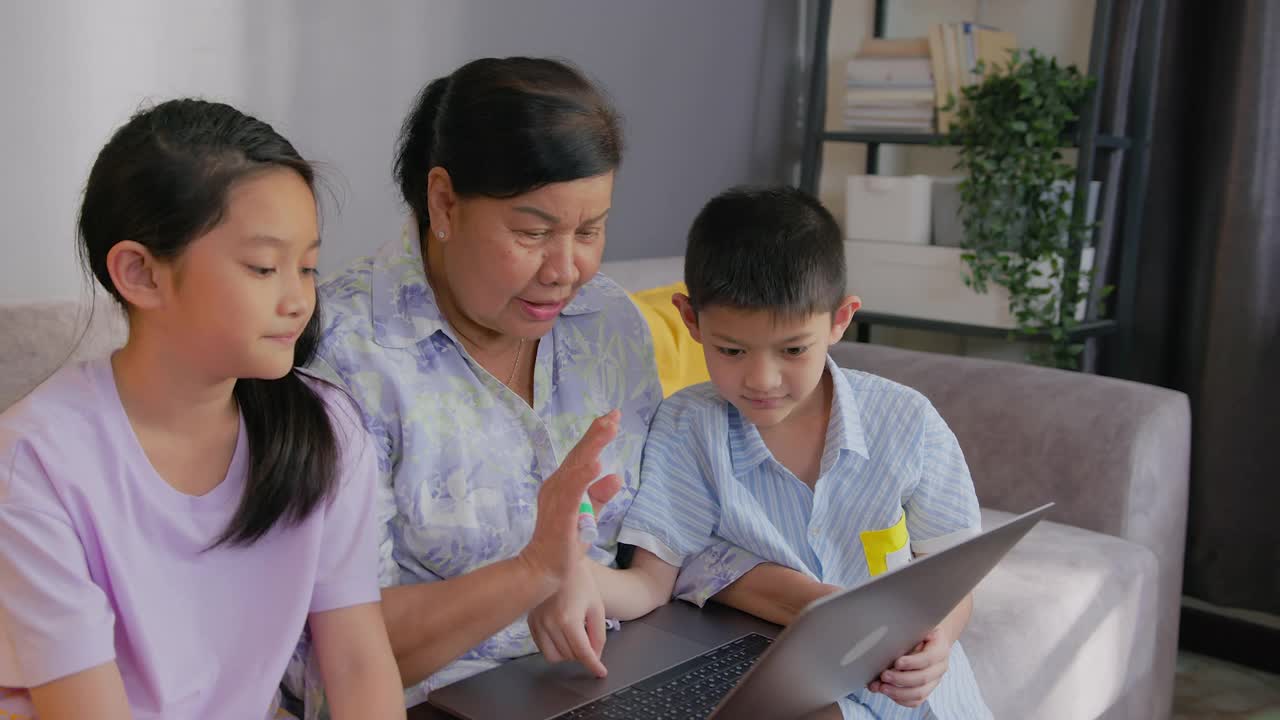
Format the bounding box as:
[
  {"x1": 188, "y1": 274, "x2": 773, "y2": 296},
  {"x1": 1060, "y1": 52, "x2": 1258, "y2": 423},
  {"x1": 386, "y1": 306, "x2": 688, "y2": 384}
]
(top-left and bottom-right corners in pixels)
[{"x1": 620, "y1": 357, "x2": 991, "y2": 720}]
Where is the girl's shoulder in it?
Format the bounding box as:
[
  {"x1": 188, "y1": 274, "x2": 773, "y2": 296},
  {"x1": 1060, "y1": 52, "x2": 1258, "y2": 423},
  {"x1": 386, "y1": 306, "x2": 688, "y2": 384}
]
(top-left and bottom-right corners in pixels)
[
  {"x1": 0, "y1": 358, "x2": 122, "y2": 508},
  {"x1": 1, "y1": 358, "x2": 117, "y2": 454},
  {"x1": 3, "y1": 354, "x2": 108, "y2": 419}
]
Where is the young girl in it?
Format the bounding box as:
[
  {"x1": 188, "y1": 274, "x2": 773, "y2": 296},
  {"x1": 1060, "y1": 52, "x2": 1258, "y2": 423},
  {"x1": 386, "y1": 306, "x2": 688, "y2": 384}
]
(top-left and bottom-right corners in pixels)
[{"x1": 0, "y1": 99, "x2": 405, "y2": 719}]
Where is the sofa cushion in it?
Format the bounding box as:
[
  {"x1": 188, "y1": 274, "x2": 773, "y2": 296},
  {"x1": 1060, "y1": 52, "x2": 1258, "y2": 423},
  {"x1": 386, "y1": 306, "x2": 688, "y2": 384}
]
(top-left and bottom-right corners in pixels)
[
  {"x1": 628, "y1": 282, "x2": 710, "y2": 397},
  {"x1": 0, "y1": 299, "x2": 126, "y2": 412},
  {"x1": 965, "y1": 508, "x2": 1158, "y2": 720}
]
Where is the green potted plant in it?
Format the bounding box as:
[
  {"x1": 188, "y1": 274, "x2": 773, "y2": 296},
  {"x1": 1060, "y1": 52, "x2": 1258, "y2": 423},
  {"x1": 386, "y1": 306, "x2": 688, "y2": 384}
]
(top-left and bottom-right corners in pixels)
[{"x1": 947, "y1": 49, "x2": 1103, "y2": 369}]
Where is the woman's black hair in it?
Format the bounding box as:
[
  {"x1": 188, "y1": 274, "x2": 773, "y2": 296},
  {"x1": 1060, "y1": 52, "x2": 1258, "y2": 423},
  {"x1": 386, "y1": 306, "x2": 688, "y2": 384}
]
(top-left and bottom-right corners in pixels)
[
  {"x1": 394, "y1": 56, "x2": 624, "y2": 236},
  {"x1": 78, "y1": 98, "x2": 338, "y2": 548}
]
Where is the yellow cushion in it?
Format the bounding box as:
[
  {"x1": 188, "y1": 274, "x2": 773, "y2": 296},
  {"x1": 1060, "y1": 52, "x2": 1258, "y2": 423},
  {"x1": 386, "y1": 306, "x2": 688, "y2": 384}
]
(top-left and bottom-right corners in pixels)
[{"x1": 629, "y1": 283, "x2": 710, "y2": 397}]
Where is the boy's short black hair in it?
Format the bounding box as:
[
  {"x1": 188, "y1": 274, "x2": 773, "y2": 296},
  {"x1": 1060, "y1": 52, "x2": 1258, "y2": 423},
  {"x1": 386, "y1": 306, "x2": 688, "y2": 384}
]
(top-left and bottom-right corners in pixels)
[{"x1": 684, "y1": 185, "x2": 846, "y2": 316}]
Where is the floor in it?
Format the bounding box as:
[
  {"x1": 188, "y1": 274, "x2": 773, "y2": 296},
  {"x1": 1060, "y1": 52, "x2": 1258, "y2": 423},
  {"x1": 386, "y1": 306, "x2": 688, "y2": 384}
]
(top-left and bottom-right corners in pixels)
[{"x1": 1173, "y1": 652, "x2": 1280, "y2": 719}]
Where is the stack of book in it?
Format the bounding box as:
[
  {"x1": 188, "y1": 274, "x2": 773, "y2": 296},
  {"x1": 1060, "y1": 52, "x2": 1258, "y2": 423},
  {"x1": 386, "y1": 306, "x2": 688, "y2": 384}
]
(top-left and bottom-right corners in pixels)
[{"x1": 842, "y1": 37, "x2": 934, "y2": 133}]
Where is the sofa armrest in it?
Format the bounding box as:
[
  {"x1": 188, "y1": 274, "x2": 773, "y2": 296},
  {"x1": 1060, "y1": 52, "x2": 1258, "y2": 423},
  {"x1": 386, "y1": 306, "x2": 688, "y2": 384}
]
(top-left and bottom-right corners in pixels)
[{"x1": 829, "y1": 342, "x2": 1188, "y2": 538}]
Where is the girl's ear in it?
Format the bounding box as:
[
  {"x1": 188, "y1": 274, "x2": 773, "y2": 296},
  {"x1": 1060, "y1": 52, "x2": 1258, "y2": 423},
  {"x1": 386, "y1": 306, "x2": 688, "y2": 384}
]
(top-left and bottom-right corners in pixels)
[{"x1": 106, "y1": 241, "x2": 169, "y2": 310}]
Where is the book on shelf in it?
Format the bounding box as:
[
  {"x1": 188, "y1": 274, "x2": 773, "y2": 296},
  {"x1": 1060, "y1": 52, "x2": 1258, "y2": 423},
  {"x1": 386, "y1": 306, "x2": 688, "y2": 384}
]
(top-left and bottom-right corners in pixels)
[
  {"x1": 927, "y1": 22, "x2": 1017, "y2": 133},
  {"x1": 856, "y1": 36, "x2": 931, "y2": 58},
  {"x1": 844, "y1": 87, "x2": 935, "y2": 104},
  {"x1": 838, "y1": 24, "x2": 1018, "y2": 134},
  {"x1": 843, "y1": 104, "x2": 934, "y2": 120},
  {"x1": 926, "y1": 25, "x2": 949, "y2": 132},
  {"x1": 845, "y1": 57, "x2": 933, "y2": 87},
  {"x1": 842, "y1": 103, "x2": 933, "y2": 130},
  {"x1": 840, "y1": 123, "x2": 933, "y2": 133},
  {"x1": 844, "y1": 36, "x2": 934, "y2": 132}
]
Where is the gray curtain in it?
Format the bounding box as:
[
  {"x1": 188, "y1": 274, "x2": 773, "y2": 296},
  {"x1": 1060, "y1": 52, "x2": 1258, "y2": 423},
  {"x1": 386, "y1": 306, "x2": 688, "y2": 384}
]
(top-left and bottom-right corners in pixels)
[{"x1": 1102, "y1": 0, "x2": 1280, "y2": 614}]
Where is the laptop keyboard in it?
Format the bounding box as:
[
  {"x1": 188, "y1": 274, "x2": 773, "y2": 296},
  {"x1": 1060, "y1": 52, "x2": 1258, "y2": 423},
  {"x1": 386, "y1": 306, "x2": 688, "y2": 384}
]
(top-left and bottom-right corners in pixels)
[{"x1": 553, "y1": 633, "x2": 772, "y2": 720}]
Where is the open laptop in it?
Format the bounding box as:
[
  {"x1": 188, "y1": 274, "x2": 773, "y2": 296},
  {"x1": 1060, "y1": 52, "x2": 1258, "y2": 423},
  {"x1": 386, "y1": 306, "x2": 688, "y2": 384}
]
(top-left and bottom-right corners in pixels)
[{"x1": 429, "y1": 503, "x2": 1053, "y2": 720}]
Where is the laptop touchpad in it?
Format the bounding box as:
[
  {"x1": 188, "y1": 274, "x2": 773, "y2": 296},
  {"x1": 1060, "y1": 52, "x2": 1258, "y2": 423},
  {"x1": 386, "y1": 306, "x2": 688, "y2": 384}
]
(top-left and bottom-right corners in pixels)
[{"x1": 520, "y1": 621, "x2": 711, "y2": 698}]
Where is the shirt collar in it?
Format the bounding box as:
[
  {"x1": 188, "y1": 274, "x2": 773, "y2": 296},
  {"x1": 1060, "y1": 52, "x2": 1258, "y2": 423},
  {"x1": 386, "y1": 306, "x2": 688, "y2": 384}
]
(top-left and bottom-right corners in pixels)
[
  {"x1": 370, "y1": 220, "x2": 602, "y2": 349},
  {"x1": 825, "y1": 355, "x2": 870, "y2": 460},
  {"x1": 728, "y1": 355, "x2": 869, "y2": 476},
  {"x1": 727, "y1": 403, "x2": 772, "y2": 474}
]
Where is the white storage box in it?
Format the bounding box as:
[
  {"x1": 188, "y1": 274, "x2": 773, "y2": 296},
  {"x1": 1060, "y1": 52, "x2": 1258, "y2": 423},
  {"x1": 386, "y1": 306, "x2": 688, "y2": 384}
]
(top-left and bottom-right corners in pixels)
[
  {"x1": 846, "y1": 241, "x2": 1095, "y2": 328},
  {"x1": 845, "y1": 175, "x2": 932, "y2": 245}
]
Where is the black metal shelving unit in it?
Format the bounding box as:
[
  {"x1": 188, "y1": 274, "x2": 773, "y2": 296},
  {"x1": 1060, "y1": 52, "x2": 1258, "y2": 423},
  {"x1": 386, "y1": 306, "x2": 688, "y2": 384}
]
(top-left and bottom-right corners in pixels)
[
  {"x1": 798, "y1": 0, "x2": 1161, "y2": 368},
  {"x1": 820, "y1": 130, "x2": 1133, "y2": 149}
]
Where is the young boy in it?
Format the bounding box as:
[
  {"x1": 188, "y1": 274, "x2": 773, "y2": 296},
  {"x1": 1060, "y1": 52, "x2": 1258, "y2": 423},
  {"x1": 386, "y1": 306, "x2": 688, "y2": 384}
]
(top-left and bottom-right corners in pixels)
[{"x1": 596, "y1": 187, "x2": 992, "y2": 719}]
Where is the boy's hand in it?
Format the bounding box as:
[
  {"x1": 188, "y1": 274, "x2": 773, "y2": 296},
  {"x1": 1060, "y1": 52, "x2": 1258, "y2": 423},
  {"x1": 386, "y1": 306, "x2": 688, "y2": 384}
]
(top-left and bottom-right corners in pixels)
[
  {"x1": 867, "y1": 626, "x2": 953, "y2": 708},
  {"x1": 528, "y1": 557, "x2": 609, "y2": 678}
]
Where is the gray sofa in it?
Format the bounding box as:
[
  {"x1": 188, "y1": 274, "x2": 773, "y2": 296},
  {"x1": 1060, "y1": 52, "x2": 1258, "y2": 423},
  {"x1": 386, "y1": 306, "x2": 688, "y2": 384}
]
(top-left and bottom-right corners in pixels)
[{"x1": 1, "y1": 295, "x2": 1190, "y2": 719}]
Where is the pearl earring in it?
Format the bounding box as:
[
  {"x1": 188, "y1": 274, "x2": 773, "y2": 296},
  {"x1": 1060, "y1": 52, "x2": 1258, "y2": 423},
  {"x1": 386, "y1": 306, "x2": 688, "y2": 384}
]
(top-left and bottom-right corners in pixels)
[{"x1": 436, "y1": 230, "x2": 446, "y2": 239}]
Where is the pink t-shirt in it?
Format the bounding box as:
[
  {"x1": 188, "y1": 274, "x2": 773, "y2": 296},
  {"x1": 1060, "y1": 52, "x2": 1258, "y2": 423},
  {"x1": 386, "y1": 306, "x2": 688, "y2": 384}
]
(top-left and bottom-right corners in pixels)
[{"x1": 0, "y1": 358, "x2": 381, "y2": 719}]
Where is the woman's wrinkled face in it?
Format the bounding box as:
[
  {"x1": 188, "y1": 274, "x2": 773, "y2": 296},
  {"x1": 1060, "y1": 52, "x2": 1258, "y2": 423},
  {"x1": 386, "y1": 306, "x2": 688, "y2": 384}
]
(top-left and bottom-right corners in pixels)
[{"x1": 430, "y1": 171, "x2": 614, "y2": 340}]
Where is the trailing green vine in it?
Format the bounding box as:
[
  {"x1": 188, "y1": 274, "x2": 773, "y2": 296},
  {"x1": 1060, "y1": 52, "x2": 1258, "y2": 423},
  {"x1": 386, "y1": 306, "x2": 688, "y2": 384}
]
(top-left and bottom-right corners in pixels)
[{"x1": 947, "y1": 49, "x2": 1104, "y2": 369}]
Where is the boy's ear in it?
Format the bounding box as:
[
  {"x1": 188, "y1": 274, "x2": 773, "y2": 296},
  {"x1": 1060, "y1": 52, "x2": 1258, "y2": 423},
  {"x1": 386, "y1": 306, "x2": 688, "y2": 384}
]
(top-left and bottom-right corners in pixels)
[
  {"x1": 671, "y1": 292, "x2": 703, "y2": 343},
  {"x1": 829, "y1": 294, "x2": 861, "y2": 342},
  {"x1": 106, "y1": 240, "x2": 167, "y2": 311}
]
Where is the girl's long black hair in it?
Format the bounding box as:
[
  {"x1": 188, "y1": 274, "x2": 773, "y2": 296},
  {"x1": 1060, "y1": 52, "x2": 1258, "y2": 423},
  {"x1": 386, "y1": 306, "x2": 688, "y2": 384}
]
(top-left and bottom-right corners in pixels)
[{"x1": 79, "y1": 98, "x2": 338, "y2": 547}]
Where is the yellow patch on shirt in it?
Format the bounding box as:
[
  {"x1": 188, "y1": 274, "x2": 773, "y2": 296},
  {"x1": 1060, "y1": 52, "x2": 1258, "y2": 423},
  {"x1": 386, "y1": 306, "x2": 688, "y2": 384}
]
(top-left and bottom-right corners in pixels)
[{"x1": 860, "y1": 511, "x2": 911, "y2": 576}]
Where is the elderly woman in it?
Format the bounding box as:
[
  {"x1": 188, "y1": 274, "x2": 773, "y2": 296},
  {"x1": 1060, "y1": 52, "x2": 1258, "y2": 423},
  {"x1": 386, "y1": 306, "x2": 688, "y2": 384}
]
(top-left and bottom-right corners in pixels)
[{"x1": 281, "y1": 57, "x2": 766, "y2": 717}]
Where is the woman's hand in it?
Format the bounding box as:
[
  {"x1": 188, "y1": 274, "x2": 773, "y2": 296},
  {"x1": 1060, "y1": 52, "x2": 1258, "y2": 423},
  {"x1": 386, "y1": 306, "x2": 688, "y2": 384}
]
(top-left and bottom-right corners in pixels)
[
  {"x1": 517, "y1": 411, "x2": 622, "y2": 591},
  {"x1": 528, "y1": 557, "x2": 609, "y2": 677},
  {"x1": 381, "y1": 411, "x2": 623, "y2": 688}
]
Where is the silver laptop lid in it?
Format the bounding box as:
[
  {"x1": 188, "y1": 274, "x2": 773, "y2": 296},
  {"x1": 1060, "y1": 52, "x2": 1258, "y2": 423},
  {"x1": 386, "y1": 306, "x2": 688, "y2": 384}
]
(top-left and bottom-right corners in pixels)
[{"x1": 710, "y1": 503, "x2": 1053, "y2": 719}]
